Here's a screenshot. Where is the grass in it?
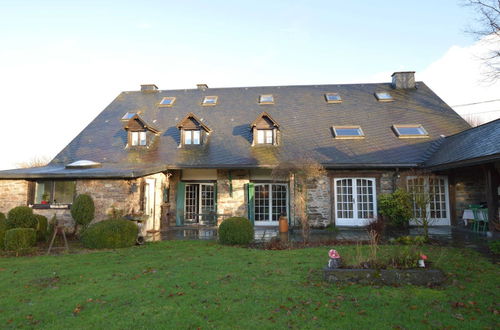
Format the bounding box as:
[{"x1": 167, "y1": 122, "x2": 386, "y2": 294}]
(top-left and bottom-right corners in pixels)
[{"x1": 0, "y1": 241, "x2": 498, "y2": 329}]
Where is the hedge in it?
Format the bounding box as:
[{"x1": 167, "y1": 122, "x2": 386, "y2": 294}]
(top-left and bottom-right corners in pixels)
[
  {"x1": 35, "y1": 214, "x2": 48, "y2": 242},
  {"x1": 6, "y1": 206, "x2": 37, "y2": 230},
  {"x1": 71, "y1": 194, "x2": 95, "y2": 230},
  {"x1": 81, "y1": 219, "x2": 138, "y2": 249},
  {"x1": 218, "y1": 217, "x2": 254, "y2": 245},
  {"x1": 0, "y1": 212, "x2": 6, "y2": 249},
  {"x1": 4, "y1": 228, "x2": 36, "y2": 254}
]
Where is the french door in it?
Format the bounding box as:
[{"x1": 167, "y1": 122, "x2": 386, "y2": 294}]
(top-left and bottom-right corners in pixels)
[
  {"x1": 184, "y1": 183, "x2": 215, "y2": 223},
  {"x1": 254, "y1": 183, "x2": 288, "y2": 226},
  {"x1": 334, "y1": 178, "x2": 377, "y2": 226},
  {"x1": 406, "y1": 176, "x2": 450, "y2": 226}
]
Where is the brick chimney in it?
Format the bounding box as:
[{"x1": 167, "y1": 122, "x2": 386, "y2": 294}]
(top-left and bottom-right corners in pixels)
[
  {"x1": 197, "y1": 84, "x2": 208, "y2": 91},
  {"x1": 141, "y1": 84, "x2": 158, "y2": 93},
  {"x1": 391, "y1": 71, "x2": 415, "y2": 89}
]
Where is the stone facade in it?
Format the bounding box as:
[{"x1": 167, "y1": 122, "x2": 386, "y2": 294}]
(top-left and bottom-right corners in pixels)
[
  {"x1": 452, "y1": 167, "x2": 486, "y2": 223},
  {"x1": 216, "y1": 170, "x2": 249, "y2": 223},
  {"x1": 0, "y1": 180, "x2": 28, "y2": 214},
  {"x1": 305, "y1": 174, "x2": 331, "y2": 228}
]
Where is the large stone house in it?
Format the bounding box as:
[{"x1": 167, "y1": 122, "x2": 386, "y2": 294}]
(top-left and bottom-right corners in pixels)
[{"x1": 0, "y1": 71, "x2": 498, "y2": 236}]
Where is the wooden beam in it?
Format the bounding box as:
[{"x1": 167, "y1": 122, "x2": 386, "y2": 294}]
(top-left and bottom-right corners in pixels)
[{"x1": 484, "y1": 164, "x2": 500, "y2": 232}]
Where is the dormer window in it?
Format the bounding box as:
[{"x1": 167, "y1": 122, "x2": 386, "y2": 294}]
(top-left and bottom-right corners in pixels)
[
  {"x1": 259, "y1": 94, "x2": 274, "y2": 104},
  {"x1": 251, "y1": 112, "x2": 280, "y2": 146},
  {"x1": 123, "y1": 114, "x2": 160, "y2": 148},
  {"x1": 184, "y1": 130, "x2": 201, "y2": 145},
  {"x1": 176, "y1": 113, "x2": 212, "y2": 147},
  {"x1": 202, "y1": 96, "x2": 218, "y2": 106},
  {"x1": 159, "y1": 97, "x2": 176, "y2": 107}
]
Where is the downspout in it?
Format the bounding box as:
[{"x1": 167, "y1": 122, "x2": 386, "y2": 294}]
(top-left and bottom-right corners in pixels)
[{"x1": 228, "y1": 170, "x2": 233, "y2": 197}]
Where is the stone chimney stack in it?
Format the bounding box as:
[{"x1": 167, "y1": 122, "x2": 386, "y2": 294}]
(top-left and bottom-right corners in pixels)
[
  {"x1": 391, "y1": 71, "x2": 416, "y2": 89},
  {"x1": 197, "y1": 84, "x2": 208, "y2": 91},
  {"x1": 141, "y1": 84, "x2": 158, "y2": 93}
]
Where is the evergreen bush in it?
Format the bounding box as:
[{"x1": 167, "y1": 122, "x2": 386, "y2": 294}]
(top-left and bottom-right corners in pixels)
[
  {"x1": 81, "y1": 219, "x2": 138, "y2": 249},
  {"x1": 218, "y1": 217, "x2": 254, "y2": 245},
  {"x1": 71, "y1": 194, "x2": 95, "y2": 232},
  {"x1": 0, "y1": 212, "x2": 6, "y2": 249},
  {"x1": 6, "y1": 206, "x2": 37, "y2": 229},
  {"x1": 35, "y1": 214, "x2": 48, "y2": 242},
  {"x1": 4, "y1": 228, "x2": 36, "y2": 255},
  {"x1": 378, "y1": 189, "x2": 413, "y2": 227}
]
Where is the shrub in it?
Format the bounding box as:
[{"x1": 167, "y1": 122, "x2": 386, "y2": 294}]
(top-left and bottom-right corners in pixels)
[
  {"x1": 489, "y1": 240, "x2": 500, "y2": 255},
  {"x1": 35, "y1": 214, "x2": 48, "y2": 242},
  {"x1": 6, "y1": 206, "x2": 37, "y2": 229},
  {"x1": 391, "y1": 235, "x2": 427, "y2": 246},
  {"x1": 71, "y1": 194, "x2": 95, "y2": 230},
  {"x1": 0, "y1": 212, "x2": 6, "y2": 249},
  {"x1": 218, "y1": 217, "x2": 254, "y2": 245},
  {"x1": 378, "y1": 189, "x2": 413, "y2": 227},
  {"x1": 81, "y1": 219, "x2": 138, "y2": 249},
  {"x1": 4, "y1": 228, "x2": 36, "y2": 255}
]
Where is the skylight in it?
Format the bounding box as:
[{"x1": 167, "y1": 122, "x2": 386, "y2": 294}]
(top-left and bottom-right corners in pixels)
[
  {"x1": 121, "y1": 112, "x2": 136, "y2": 120},
  {"x1": 392, "y1": 125, "x2": 428, "y2": 138},
  {"x1": 325, "y1": 93, "x2": 342, "y2": 103},
  {"x1": 332, "y1": 126, "x2": 365, "y2": 139},
  {"x1": 159, "y1": 97, "x2": 176, "y2": 107},
  {"x1": 259, "y1": 94, "x2": 274, "y2": 104},
  {"x1": 202, "y1": 96, "x2": 218, "y2": 106},
  {"x1": 375, "y1": 92, "x2": 393, "y2": 102},
  {"x1": 65, "y1": 160, "x2": 102, "y2": 169}
]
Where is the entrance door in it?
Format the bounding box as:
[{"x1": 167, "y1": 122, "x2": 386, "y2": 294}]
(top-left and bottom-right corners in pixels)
[
  {"x1": 407, "y1": 176, "x2": 450, "y2": 226},
  {"x1": 254, "y1": 183, "x2": 288, "y2": 226},
  {"x1": 184, "y1": 183, "x2": 215, "y2": 224},
  {"x1": 334, "y1": 178, "x2": 377, "y2": 226}
]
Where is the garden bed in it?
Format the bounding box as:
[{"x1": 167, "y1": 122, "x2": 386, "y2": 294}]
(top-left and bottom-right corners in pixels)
[{"x1": 323, "y1": 267, "x2": 446, "y2": 286}]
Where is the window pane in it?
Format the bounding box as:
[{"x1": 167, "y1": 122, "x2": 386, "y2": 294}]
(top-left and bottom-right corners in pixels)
[
  {"x1": 265, "y1": 130, "x2": 273, "y2": 144},
  {"x1": 193, "y1": 130, "x2": 200, "y2": 144},
  {"x1": 257, "y1": 130, "x2": 265, "y2": 144},
  {"x1": 131, "y1": 132, "x2": 139, "y2": 146},
  {"x1": 335, "y1": 128, "x2": 362, "y2": 136},
  {"x1": 397, "y1": 126, "x2": 426, "y2": 135},
  {"x1": 35, "y1": 181, "x2": 52, "y2": 204},
  {"x1": 139, "y1": 132, "x2": 147, "y2": 145},
  {"x1": 184, "y1": 131, "x2": 192, "y2": 144},
  {"x1": 54, "y1": 181, "x2": 76, "y2": 204}
]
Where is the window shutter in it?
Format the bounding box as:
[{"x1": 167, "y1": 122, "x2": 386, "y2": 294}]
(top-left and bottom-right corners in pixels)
[
  {"x1": 27, "y1": 181, "x2": 36, "y2": 205},
  {"x1": 176, "y1": 182, "x2": 186, "y2": 226},
  {"x1": 139, "y1": 179, "x2": 145, "y2": 211},
  {"x1": 246, "y1": 183, "x2": 255, "y2": 224}
]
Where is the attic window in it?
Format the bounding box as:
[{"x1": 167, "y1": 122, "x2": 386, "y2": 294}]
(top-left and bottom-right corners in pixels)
[
  {"x1": 375, "y1": 92, "x2": 393, "y2": 102},
  {"x1": 332, "y1": 126, "x2": 365, "y2": 139},
  {"x1": 121, "y1": 112, "x2": 136, "y2": 120},
  {"x1": 259, "y1": 94, "x2": 274, "y2": 104},
  {"x1": 392, "y1": 125, "x2": 428, "y2": 138},
  {"x1": 325, "y1": 93, "x2": 342, "y2": 103},
  {"x1": 202, "y1": 96, "x2": 218, "y2": 106},
  {"x1": 159, "y1": 97, "x2": 176, "y2": 107},
  {"x1": 131, "y1": 131, "x2": 147, "y2": 146},
  {"x1": 184, "y1": 130, "x2": 201, "y2": 145}
]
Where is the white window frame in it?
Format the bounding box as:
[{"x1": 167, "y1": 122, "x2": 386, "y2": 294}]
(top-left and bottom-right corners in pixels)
[
  {"x1": 257, "y1": 129, "x2": 273, "y2": 144},
  {"x1": 139, "y1": 131, "x2": 147, "y2": 146},
  {"x1": 184, "y1": 130, "x2": 201, "y2": 145},
  {"x1": 334, "y1": 178, "x2": 377, "y2": 226},
  {"x1": 259, "y1": 94, "x2": 274, "y2": 104},
  {"x1": 406, "y1": 176, "x2": 450, "y2": 226},
  {"x1": 254, "y1": 183, "x2": 288, "y2": 226},
  {"x1": 184, "y1": 183, "x2": 215, "y2": 223},
  {"x1": 131, "y1": 132, "x2": 139, "y2": 146}
]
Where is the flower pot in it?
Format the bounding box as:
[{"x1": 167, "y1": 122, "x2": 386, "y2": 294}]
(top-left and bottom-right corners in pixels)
[{"x1": 279, "y1": 216, "x2": 288, "y2": 233}]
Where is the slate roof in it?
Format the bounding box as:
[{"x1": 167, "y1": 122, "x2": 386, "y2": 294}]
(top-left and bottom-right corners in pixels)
[
  {"x1": 424, "y1": 118, "x2": 500, "y2": 169},
  {"x1": 0, "y1": 81, "x2": 471, "y2": 179}
]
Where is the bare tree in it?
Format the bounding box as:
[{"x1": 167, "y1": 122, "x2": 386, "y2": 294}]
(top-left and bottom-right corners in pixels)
[
  {"x1": 16, "y1": 156, "x2": 50, "y2": 168},
  {"x1": 272, "y1": 158, "x2": 326, "y2": 243},
  {"x1": 464, "y1": 0, "x2": 500, "y2": 81},
  {"x1": 463, "y1": 113, "x2": 487, "y2": 126}
]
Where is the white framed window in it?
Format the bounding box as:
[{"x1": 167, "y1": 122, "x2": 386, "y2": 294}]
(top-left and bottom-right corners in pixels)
[
  {"x1": 131, "y1": 132, "x2": 139, "y2": 146},
  {"x1": 139, "y1": 132, "x2": 147, "y2": 145},
  {"x1": 406, "y1": 176, "x2": 450, "y2": 226},
  {"x1": 34, "y1": 180, "x2": 76, "y2": 205},
  {"x1": 392, "y1": 125, "x2": 428, "y2": 138},
  {"x1": 131, "y1": 131, "x2": 147, "y2": 146},
  {"x1": 184, "y1": 183, "x2": 215, "y2": 224},
  {"x1": 254, "y1": 183, "x2": 288, "y2": 225},
  {"x1": 257, "y1": 129, "x2": 273, "y2": 144},
  {"x1": 259, "y1": 94, "x2": 274, "y2": 104},
  {"x1": 202, "y1": 96, "x2": 218, "y2": 106},
  {"x1": 184, "y1": 130, "x2": 201, "y2": 145},
  {"x1": 334, "y1": 178, "x2": 376, "y2": 226}
]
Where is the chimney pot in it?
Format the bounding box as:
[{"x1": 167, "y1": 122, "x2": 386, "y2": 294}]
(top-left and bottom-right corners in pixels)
[
  {"x1": 391, "y1": 71, "x2": 415, "y2": 89},
  {"x1": 141, "y1": 84, "x2": 159, "y2": 92},
  {"x1": 197, "y1": 84, "x2": 208, "y2": 91}
]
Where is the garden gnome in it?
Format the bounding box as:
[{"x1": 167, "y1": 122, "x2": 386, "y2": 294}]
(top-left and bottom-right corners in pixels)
[{"x1": 327, "y1": 249, "x2": 342, "y2": 269}]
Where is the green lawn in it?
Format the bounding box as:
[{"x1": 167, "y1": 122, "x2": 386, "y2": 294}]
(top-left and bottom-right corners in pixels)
[{"x1": 0, "y1": 241, "x2": 498, "y2": 329}]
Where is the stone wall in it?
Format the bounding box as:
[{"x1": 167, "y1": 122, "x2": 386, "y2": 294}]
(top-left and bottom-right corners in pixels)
[
  {"x1": 453, "y1": 167, "x2": 486, "y2": 223},
  {"x1": 0, "y1": 180, "x2": 28, "y2": 214},
  {"x1": 306, "y1": 174, "x2": 330, "y2": 228},
  {"x1": 216, "y1": 170, "x2": 249, "y2": 223}
]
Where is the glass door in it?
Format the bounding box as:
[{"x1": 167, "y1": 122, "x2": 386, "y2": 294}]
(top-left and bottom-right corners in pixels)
[
  {"x1": 334, "y1": 178, "x2": 376, "y2": 226},
  {"x1": 184, "y1": 183, "x2": 215, "y2": 224},
  {"x1": 407, "y1": 176, "x2": 450, "y2": 226},
  {"x1": 254, "y1": 183, "x2": 288, "y2": 226}
]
